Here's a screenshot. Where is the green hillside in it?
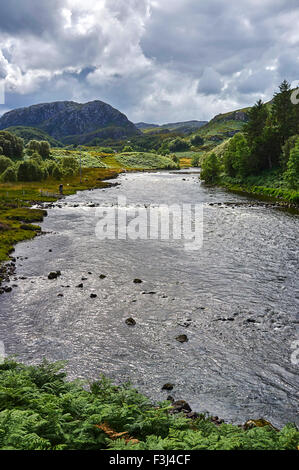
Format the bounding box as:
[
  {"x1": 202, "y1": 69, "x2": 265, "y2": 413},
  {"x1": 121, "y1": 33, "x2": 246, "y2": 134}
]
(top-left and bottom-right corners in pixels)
[{"x1": 4, "y1": 126, "x2": 63, "y2": 147}]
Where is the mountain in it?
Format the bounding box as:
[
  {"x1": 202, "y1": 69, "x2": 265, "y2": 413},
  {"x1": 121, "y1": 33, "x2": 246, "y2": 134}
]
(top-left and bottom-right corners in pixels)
[
  {"x1": 0, "y1": 100, "x2": 141, "y2": 145},
  {"x1": 136, "y1": 120, "x2": 208, "y2": 135}
]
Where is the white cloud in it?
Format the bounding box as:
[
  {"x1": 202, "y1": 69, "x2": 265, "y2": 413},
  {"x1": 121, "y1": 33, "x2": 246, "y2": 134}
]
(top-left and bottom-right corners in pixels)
[{"x1": 0, "y1": 0, "x2": 298, "y2": 122}]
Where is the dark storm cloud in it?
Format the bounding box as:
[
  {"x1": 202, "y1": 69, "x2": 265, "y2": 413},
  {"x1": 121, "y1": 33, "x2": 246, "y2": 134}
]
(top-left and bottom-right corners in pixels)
[{"x1": 0, "y1": 0, "x2": 298, "y2": 122}]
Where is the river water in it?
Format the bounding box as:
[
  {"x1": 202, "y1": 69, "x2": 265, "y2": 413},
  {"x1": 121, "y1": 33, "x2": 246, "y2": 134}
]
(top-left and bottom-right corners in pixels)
[{"x1": 0, "y1": 170, "x2": 298, "y2": 427}]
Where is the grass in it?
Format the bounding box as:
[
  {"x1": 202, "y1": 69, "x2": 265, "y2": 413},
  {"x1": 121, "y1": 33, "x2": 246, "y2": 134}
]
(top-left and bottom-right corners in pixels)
[
  {"x1": 51, "y1": 148, "x2": 108, "y2": 168},
  {"x1": 115, "y1": 152, "x2": 179, "y2": 170},
  {"x1": 0, "y1": 167, "x2": 121, "y2": 267},
  {"x1": 0, "y1": 360, "x2": 298, "y2": 450}
]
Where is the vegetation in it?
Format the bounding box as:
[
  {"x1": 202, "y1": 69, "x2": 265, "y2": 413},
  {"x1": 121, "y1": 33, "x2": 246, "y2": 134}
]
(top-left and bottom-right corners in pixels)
[
  {"x1": 0, "y1": 131, "x2": 23, "y2": 160},
  {"x1": 0, "y1": 360, "x2": 297, "y2": 450},
  {"x1": 115, "y1": 152, "x2": 180, "y2": 170},
  {"x1": 199, "y1": 81, "x2": 299, "y2": 205},
  {"x1": 3, "y1": 126, "x2": 63, "y2": 147}
]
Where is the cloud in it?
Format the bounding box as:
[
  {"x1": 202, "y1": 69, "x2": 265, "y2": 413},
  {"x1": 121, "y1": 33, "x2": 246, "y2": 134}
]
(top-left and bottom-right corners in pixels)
[{"x1": 0, "y1": 0, "x2": 298, "y2": 122}]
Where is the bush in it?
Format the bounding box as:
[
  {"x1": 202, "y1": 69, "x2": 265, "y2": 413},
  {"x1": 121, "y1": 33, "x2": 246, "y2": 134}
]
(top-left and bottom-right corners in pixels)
[
  {"x1": 0, "y1": 131, "x2": 23, "y2": 160},
  {"x1": 61, "y1": 156, "x2": 79, "y2": 177},
  {"x1": 191, "y1": 154, "x2": 200, "y2": 167},
  {"x1": 27, "y1": 140, "x2": 51, "y2": 159},
  {"x1": 191, "y1": 135, "x2": 204, "y2": 146},
  {"x1": 0, "y1": 155, "x2": 14, "y2": 174},
  {"x1": 284, "y1": 139, "x2": 299, "y2": 189},
  {"x1": 51, "y1": 164, "x2": 64, "y2": 180},
  {"x1": 169, "y1": 138, "x2": 191, "y2": 152},
  {"x1": 201, "y1": 153, "x2": 220, "y2": 184},
  {"x1": 17, "y1": 160, "x2": 44, "y2": 182},
  {"x1": 1, "y1": 165, "x2": 17, "y2": 182},
  {"x1": 123, "y1": 145, "x2": 133, "y2": 152}
]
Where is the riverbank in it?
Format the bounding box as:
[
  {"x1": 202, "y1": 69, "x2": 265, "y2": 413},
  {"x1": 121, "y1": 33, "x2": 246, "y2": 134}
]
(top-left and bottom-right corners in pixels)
[
  {"x1": 0, "y1": 359, "x2": 298, "y2": 450},
  {"x1": 0, "y1": 167, "x2": 121, "y2": 278}
]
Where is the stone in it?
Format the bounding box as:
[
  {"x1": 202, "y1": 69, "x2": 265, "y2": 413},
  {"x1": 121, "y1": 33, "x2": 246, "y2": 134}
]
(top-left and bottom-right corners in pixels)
[
  {"x1": 175, "y1": 334, "x2": 188, "y2": 343},
  {"x1": 171, "y1": 400, "x2": 192, "y2": 413},
  {"x1": 90, "y1": 293, "x2": 97, "y2": 298},
  {"x1": 48, "y1": 271, "x2": 61, "y2": 280},
  {"x1": 133, "y1": 279, "x2": 142, "y2": 284},
  {"x1": 99, "y1": 275, "x2": 107, "y2": 279},
  {"x1": 125, "y1": 317, "x2": 136, "y2": 326},
  {"x1": 76, "y1": 283, "x2": 84, "y2": 288},
  {"x1": 162, "y1": 383, "x2": 174, "y2": 391}
]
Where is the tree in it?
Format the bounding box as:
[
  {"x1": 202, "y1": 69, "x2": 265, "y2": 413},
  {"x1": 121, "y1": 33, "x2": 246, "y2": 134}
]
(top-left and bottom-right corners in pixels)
[
  {"x1": 169, "y1": 138, "x2": 191, "y2": 152},
  {"x1": 200, "y1": 153, "x2": 219, "y2": 184},
  {"x1": 39, "y1": 141, "x2": 51, "y2": 159},
  {"x1": 283, "y1": 139, "x2": 299, "y2": 189},
  {"x1": 27, "y1": 140, "x2": 51, "y2": 159},
  {"x1": 0, "y1": 131, "x2": 23, "y2": 160},
  {"x1": 61, "y1": 156, "x2": 79, "y2": 176},
  {"x1": 281, "y1": 135, "x2": 299, "y2": 170},
  {"x1": 191, "y1": 154, "x2": 200, "y2": 167},
  {"x1": 244, "y1": 100, "x2": 268, "y2": 145},
  {"x1": 272, "y1": 80, "x2": 297, "y2": 145},
  {"x1": 123, "y1": 145, "x2": 133, "y2": 152},
  {"x1": 1, "y1": 166, "x2": 17, "y2": 182},
  {"x1": 191, "y1": 135, "x2": 204, "y2": 146},
  {"x1": 17, "y1": 160, "x2": 44, "y2": 182},
  {"x1": 0, "y1": 155, "x2": 14, "y2": 174}
]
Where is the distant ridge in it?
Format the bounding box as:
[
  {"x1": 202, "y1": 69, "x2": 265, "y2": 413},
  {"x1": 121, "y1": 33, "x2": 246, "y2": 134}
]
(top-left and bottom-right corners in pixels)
[{"x1": 0, "y1": 100, "x2": 141, "y2": 145}]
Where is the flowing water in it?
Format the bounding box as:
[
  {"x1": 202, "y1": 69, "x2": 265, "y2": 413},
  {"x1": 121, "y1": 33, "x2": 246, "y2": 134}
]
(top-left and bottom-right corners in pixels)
[{"x1": 0, "y1": 170, "x2": 298, "y2": 427}]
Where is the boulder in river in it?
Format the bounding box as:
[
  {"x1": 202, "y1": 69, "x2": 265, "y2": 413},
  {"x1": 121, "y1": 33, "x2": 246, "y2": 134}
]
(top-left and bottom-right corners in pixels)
[
  {"x1": 170, "y1": 400, "x2": 192, "y2": 414},
  {"x1": 176, "y1": 334, "x2": 188, "y2": 343},
  {"x1": 76, "y1": 283, "x2": 84, "y2": 288},
  {"x1": 99, "y1": 274, "x2": 107, "y2": 279},
  {"x1": 125, "y1": 317, "x2": 136, "y2": 326},
  {"x1": 90, "y1": 293, "x2": 97, "y2": 298},
  {"x1": 48, "y1": 271, "x2": 61, "y2": 280},
  {"x1": 133, "y1": 279, "x2": 142, "y2": 284},
  {"x1": 162, "y1": 383, "x2": 174, "y2": 391}
]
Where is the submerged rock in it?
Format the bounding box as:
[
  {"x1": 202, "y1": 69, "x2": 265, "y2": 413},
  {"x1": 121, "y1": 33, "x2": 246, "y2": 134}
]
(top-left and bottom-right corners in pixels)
[
  {"x1": 48, "y1": 271, "x2": 61, "y2": 280},
  {"x1": 76, "y1": 283, "x2": 84, "y2": 288},
  {"x1": 99, "y1": 274, "x2": 107, "y2": 279},
  {"x1": 162, "y1": 383, "x2": 174, "y2": 391},
  {"x1": 176, "y1": 334, "x2": 189, "y2": 343}
]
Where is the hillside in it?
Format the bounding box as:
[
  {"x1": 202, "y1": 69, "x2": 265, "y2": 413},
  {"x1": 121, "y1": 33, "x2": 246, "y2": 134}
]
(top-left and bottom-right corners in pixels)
[
  {"x1": 3, "y1": 126, "x2": 63, "y2": 147},
  {"x1": 0, "y1": 100, "x2": 141, "y2": 145},
  {"x1": 136, "y1": 120, "x2": 207, "y2": 135}
]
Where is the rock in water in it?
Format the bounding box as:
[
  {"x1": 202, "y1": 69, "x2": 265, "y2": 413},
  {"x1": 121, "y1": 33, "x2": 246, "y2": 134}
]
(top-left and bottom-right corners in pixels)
[
  {"x1": 125, "y1": 318, "x2": 136, "y2": 326},
  {"x1": 48, "y1": 271, "x2": 61, "y2": 280},
  {"x1": 175, "y1": 334, "x2": 188, "y2": 343}
]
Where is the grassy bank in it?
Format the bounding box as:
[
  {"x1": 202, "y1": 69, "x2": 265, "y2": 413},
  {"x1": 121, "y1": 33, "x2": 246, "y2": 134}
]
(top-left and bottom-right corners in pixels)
[
  {"x1": 219, "y1": 169, "x2": 299, "y2": 206},
  {"x1": 0, "y1": 360, "x2": 298, "y2": 450},
  {"x1": 0, "y1": 167, "x2": 121, "y2": 267}
]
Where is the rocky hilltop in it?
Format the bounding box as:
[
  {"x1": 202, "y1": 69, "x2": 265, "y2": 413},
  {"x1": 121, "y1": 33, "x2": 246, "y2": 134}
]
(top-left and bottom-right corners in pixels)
[{"x1": 0, "y1": 100, "x2": 141, "y2": 144}]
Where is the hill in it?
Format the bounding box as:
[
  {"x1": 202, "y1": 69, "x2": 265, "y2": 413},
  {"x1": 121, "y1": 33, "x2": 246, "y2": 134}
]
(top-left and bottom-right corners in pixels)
[
  {"x1": 136, "y1": 120, "x2": 207, "y2": 135},
  {"x1": 3, "y1": 126, "x2": 63, "y2": 147},
  {"x1": 0, "y1": 100, "x2": 141, "y2": 145}
]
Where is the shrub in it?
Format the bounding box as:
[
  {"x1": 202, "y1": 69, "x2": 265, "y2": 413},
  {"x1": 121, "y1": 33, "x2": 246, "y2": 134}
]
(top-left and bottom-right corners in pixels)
[
  {"x1": 17, "y1": 160, "x2": 44, "y2": 182},
  {"x1": 191, "y1": 135, "x2": 204, "y2": 146},
  {"x1": 123, "y1": 145, "x2": 133, "y2": 152},
  {"x1": 1, "y1": 165, "x2": 17, "y2": 182},
  {"x1": 169, "y1": 138, "x2": 191, "y2": 152},
  {"x1": 201, "y1": 153, "x2": 220, "y2": 184},
  {"x1": 0, "y1": 155, "x2": 14, "y2": 174},
  {"x1": 284, "y1": 139, "x2": 299, "y2": 189},
  {"x1": 191, "y1": 154, "x2": 200, "y2": 167},
  {"x1": 61, "y1": 156, "x2": 79, "y2": 177},
  {"x1": 0, "y1": 131, "x2": 23, "y2": 160},
  {"x1": 27, "y1": 140, "x2": 51, "y2": 159},
  {"x1": 51, "y1": 164, "x2": 64, "y2": 180}
]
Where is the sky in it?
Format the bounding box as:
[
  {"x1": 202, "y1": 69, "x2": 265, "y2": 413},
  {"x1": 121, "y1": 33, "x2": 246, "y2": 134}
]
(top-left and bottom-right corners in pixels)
[{"x1": 0, "y1": 0, "x2": 298, "y2": 123}]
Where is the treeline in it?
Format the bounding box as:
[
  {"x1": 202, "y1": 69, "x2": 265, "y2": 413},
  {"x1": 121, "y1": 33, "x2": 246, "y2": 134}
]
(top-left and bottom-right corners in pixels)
[
  {"x1": 0, "y1": 132, "x2": 79, "y2": 182},
  {"x1": 201, "y1": 81, "x2": 299, "y2": 189}
]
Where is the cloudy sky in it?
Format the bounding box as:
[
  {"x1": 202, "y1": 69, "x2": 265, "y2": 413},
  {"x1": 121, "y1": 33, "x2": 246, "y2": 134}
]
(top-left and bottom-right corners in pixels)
[{"x1": 0, "y1": 0, "x2": 298, "y2": 123}]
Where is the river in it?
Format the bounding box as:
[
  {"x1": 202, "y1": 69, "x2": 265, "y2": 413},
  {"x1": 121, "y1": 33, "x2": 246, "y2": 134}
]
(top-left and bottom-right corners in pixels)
[{"x1": 0, "y1": 170, "x2": 298, "y2": 428}]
